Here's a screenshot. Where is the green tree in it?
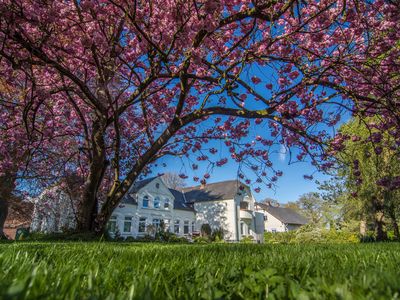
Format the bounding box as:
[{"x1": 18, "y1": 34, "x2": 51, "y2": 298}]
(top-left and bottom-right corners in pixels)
[{"x1": 335, "y1": 117, "x2": 400, "y2": 241}]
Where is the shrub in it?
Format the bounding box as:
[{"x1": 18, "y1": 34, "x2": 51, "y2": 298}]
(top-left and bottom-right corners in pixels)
[
  {"x1": 211, "y1": 227, "x2": 225, "y2": 242},
  {"x1": 240, "y1": 235, "x2": 254, "y2": 243},
  {"x1": 193, "y1": 236, "x2": 210, "y2": 243},
  {"x1": 200, "y1": 224, "x2": 212, "y2": 237},
  {"x1": 264, "y1": 227, "x2": 359, "y2": 244}
]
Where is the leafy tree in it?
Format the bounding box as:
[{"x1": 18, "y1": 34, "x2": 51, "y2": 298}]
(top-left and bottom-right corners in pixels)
[
  {"x1": 333, "y1": 117, "x2": 400, "y2": 241},
  {"x1": 0, "y1": 1, "x2": 398, "y2": 234},
  {"x1": 297, "y1": 192, "x2": 324, "y2": 225}
]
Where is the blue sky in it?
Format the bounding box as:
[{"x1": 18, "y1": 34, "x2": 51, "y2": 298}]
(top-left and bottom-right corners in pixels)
[{"x1": 152, "y1": 149, "x2": 332, "y2": 204}]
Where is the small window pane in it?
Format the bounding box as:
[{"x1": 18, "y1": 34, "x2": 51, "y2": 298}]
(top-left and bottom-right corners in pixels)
[
  {"x1": 174, "y1": 220, "x2": 180, "y2": 234},
  {"x1": 184, "y1": 221, "x2": 189, "y2": 234},
  {"x1": 139, "y1": 218, "x2": 146, "y2": 233},
  {"x1": 142, "y1": 196, "x2": 149, "y2": 208},
  {"x1": 164, "y1": 198, "x2": 169, "y2": 209},
  {"x1": 154, "y1": 197, "x2": 160, "y2": 208}
]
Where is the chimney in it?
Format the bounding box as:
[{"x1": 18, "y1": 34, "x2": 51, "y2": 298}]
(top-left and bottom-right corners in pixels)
[{"x1": 200, "y1": 179, "x2": 206, "y2": 189}]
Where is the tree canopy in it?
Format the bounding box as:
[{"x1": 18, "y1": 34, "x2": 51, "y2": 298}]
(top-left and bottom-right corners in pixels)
[{"x1": 0, "y1": 0, "x2": 399, "y2": 233}]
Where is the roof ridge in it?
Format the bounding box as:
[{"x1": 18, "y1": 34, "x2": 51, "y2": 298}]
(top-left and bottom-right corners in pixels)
[{"x1": 183, "y1": 179, "x2": 243, "y2": 191}]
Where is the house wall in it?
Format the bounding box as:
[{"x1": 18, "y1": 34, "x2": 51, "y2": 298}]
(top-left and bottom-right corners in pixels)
[
  {"x1": 112, "y1": 204, "x2": 195, "y2": 238},
  {"x1": 193, "y1": 188, "x2": 263, "y2": 243},
  {"x1": 111, "y1": 177, "x2": 195, "y2": 237},
  {"x1": 110, "y1": 178, "x2": 265, "y2": 242},
  {"x1": 262, "y1": 211, "x2": 286, "y2": 232},
  {"x1": 194, "y1": 199, "x2": 236, "y2": 240}
]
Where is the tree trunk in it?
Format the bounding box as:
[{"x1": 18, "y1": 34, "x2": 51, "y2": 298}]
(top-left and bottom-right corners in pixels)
[
  {"x1": 392, "y1": 217, "x2": 400, "y2": 241},
  {"x1": 0, "y1": 198, "x2": 8, "y2": 239},
  {"x1": 373, "y1": 197, "x2": 388, "y2": 241},
  {"x1": 0, "y1": 173, "x2": 16, "y2": 239},
  {"x1": 76, "y1": 118, "x2": 108, "y2": 232},
  {"x1": 387, "y1": 204, "x2": 399, "y2": 241},
  {"x1": 359, "y1": 217, "x2": 367, "y2": 237}
]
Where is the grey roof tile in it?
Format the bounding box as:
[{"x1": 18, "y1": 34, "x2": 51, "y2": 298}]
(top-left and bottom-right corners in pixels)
[
  {"x1": 256, "y1": 203, "x2": 308, "y2": 225},
  {"x1": 182, "y1": 180, "x2": 247, "y2": 203}
]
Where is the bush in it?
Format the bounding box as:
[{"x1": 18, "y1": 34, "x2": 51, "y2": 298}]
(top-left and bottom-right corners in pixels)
[
  {"x1": 200, "y1": 224, "x2": 212, "y2": 237},
  {"x1": 240, "y1": 235, "x2": 254, "y2": 243},
  {"x1": 193, "y1": 236, "x2": 210, "y2": 243},
  {"x1": 211, "y1": 227, "x2": 225, "y2": 242},
  {"x1": 264, "y1": 227, "x2": 359, "y2": 244}
]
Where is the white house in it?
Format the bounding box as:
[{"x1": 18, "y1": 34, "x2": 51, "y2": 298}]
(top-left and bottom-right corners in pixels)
[
  {"x1": 255, "y1": 202, "x2": 308, "y2": 232},
  {"x1": 109, "y1": 177, "x2": 265, "y2": 242}
]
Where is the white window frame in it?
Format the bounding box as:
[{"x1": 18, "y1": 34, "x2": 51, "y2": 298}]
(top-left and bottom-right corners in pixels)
[
  {"x1": 191, "y1": 221, "x2": 195, "y2": 233},
  {"x1": 152, "y1": 218, "x2": 161, "y2": 230},
  {"x1": 164, "y1": 198, "x2": 170, "y2": 209},
  {"x1": 142, "y1": 196, "x2": 149, "y2": 208},
  {"x1": 183, "y1": 220, "x2": 189, "y2": 235},
  {"x1": 154, "y1": 197, "x2": 160, "y2": 209},
  {"x1": 107, "y1": 215, "x2": 117, "y2": 233},
  {"x1": 123, "y1": 216, "x2": 133, "y2": 233},
  {"x1": 174, "y1": 220, "x2": 180, "y2": 234},
  {"x1": 138, "y1": 217, "x2": 147, "y2": 233}
]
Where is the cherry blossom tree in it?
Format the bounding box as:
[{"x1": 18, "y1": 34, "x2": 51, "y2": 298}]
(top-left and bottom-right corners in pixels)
[{"x1": 0, "y1": 0, "x2": 398, "y2": 234}]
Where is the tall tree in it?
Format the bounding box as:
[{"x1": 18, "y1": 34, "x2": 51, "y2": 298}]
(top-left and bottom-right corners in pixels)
[
  {"x1": 333, "y1": 117, "x2": 400, "y2": 241},
  {"x1": 161, "y1": 173, "x2": 186, "y2": 190},
  {"x1": 0, "y1": 0, "x2": 398, "y2": 234}
]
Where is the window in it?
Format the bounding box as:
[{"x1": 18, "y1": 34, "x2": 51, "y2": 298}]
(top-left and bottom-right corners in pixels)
[
  {"x1": 191, "y1": 221, "x2": 195, "y2": 233},
  {"x1": 107, "y1": 215, "x2": 117, "y2": 233},
  {"x1": 123, "y1": 216, "x2": 132, "y2": 233},
  {"x1": 138, "y1": 218, "x2": 146, "y2": 233},
  {"x1": 142, "y1": 196, "x2": 149, "y2": 208},
  {"x1": 271, "y1": 229, "x2": 277, "y2": 233},
  {"x1": 184, "y1": 221, "x2": 189, "y2": 234},
  {"x1": 164, "y1": 219, "x2": 171, "y2": 232},
  {"x1": 263, "y1": 214, "x2": 268, "y2": 221},
  {"x1": 152, "y1": 218, "x2": 161, "y2": 230},
  {"x1": 240, "y1": 222, "x2": 244, "y2": 235},
  {"x1": 154, "y1": 197, "x2": 160, "y2": 208},
  {"x1": 247, "y1": 226, "x2": 250, "y2": 235},
  {"x1": 156, "y1": 183, "x2": 160, "y2": 189},
  {"x1": 164, "y1": 198, "x2": 170, "y2": 209},
  {"x1": 174, "y1": 220, "x2": 180, "y2": 234}
]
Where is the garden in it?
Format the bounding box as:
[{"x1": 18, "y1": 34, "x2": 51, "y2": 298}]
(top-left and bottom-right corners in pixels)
[{"x1": 1, "y1": 242, "x2": 400, "y2": 299}]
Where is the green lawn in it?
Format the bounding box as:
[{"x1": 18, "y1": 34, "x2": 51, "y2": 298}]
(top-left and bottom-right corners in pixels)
[{"x1": 1, "y1": 242, "x2": 399, "y2": 299}]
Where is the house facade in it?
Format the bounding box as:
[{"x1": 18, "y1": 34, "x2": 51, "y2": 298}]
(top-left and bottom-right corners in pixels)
[
  {"x1": 109, "y1": 177, "x2": 265, "y2": 242},
  {"x1": 255, "y1": 202, "x2": 308, "y2": 232}
]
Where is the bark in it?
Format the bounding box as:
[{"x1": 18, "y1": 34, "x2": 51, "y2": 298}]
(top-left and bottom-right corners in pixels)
[
  {"x1": 0, "y1": 174, "x2": 16, "y2": 239},
  {"x1": 76, "y1": 118, "x2": 108, "y2": 232},
  {"x1": 93, "y1": 118, "x2": 187, "y2": 233},
  {"x1": 388, "y1": 204, "x2": 399, "y2": 240},
  {"x1": 392, "y1": 217, "x2": 400, "y2": 241},
  {"x1": 373, "y1": 196, "x2": 388, "y2": 241},
  {"x1": 0, "y1": 198, "x2": 8, "y2": 239}
]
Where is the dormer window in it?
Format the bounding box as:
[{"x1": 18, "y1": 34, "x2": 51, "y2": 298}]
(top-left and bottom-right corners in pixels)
[
  {"x1": 164, "y1": 198, "x2": 170, "y2": 209},
  {"x1": 154, "y1": 197, "x2": 160, "y2": 208},
  {"x1": 142, "y1": 195, "x2": 149, "y2": 208}
]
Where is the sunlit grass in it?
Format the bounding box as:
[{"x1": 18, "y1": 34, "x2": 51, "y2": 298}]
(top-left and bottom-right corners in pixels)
[{"x1": 1, "y1": 242, "x2": 399, "y2": 299}]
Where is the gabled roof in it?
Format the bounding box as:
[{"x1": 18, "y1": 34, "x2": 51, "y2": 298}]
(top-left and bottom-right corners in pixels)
[
  {"x1": 121, "y1": 177, "x2": 248, "y2": 209},
  {"x1": 130, "y1": 176, "x2": 158, "y2": 193},
  {"x1": 182, "y1": 180, "x2": 247, "y2": 203},
  {"x1": 256, "y1": 202, "x2": 308, "y2": 225},
  {"x1": 168, "y1": 189, "x2": 194, "y2": 211},
  {"x1": 120, "y1": 177, "x2": 158, "y2": 205}
]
